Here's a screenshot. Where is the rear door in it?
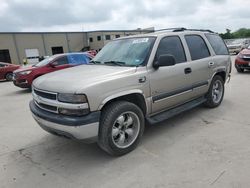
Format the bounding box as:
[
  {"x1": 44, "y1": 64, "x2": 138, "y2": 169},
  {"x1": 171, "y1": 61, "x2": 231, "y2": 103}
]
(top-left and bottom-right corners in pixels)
[{"x1": 183, "y1": 34, "x2": 213, "y2": 98}]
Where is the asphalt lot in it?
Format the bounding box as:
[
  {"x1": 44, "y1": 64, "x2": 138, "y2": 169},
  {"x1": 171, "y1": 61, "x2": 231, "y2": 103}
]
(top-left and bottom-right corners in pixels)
[{"x1": 1, "y1": 56, "x2": 250, "y2": 188}]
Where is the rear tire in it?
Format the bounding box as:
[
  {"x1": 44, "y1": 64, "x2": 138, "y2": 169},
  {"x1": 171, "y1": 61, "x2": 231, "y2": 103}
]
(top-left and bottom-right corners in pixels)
[
  {"x1": 98, "y1": 101, "x2": 145, "y2": 156},
  {"x1": 5, "y1": 72, "x2": 13, "y2": 81},
  {"x1": 204, "y1": 75, "x2": 224, "y2": 108}
]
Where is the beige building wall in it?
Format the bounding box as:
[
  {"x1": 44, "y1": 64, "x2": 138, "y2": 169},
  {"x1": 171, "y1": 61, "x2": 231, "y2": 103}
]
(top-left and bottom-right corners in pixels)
[
  {"x1": 43, "y1": 33, "x2": 69, "y2": 56},
  {"x1": 0, "y1": 29, "x2": 154, "y2": 65},
  {"x1": 15, "y1": 34, "x2": 45, "y2": 63},
  {"x1": 88, "y1": 32, "x2": 105, "y2": 50},
  {"x1": 88, "y1": 31, "x2": 148, "y2": 50},
  {"x1": 67, "y1": 33, "x2": 88, "y2": 52},
  {"x1": 0, "y1": 34, "x2": 19, "y2": 64}
]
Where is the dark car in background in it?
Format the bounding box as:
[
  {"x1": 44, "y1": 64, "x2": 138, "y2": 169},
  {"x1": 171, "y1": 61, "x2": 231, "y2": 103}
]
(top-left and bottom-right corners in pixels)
[
  {"x1": 235, "y1": 45, "x2": 250, "y2": 73},
  {"x1": 0, "y1": 62, "x2": 20, "y2": 81},
  {"x1": 13, "y1": 53, "x2": 92, "y2": 88}
]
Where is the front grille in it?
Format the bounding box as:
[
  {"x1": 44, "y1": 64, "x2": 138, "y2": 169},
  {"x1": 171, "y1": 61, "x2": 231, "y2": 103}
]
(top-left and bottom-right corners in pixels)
[
  {"x1": 37, "y1": 102, "x2": 57, "y2": 112},
  {"x1": 242, "y1": 55, "x2": 250, "y2": 61},
  {"x1": 34, "y1": 89, "x2": 57, "y2": 100}
]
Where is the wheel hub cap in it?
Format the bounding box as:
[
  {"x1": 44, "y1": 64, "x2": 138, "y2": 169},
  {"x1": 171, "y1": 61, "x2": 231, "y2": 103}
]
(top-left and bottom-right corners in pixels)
[{"x1": 112, "y1": 111, "x2": 140, "y2": 148}]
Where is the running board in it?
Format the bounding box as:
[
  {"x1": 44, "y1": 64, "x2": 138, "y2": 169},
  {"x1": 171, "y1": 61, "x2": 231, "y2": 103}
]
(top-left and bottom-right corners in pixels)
[{"x1": 146, "y1": 97, "x2": 207, "y2": 124}]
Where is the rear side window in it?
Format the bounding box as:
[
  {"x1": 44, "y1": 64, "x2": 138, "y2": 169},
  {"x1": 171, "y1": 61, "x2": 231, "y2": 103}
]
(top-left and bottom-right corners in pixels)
[
  {"x1": 185, "y1": 35, "x2": 210, "y2": 60},
  {"x1": 205, "y1": 34, "x2": 229, "y2": 55},
  {"x1": 68, "y1": 54, "x2": 90, "y2": 65},
  {"x1": 156, "y1": 36, "x2": 186, "y2": 64},
  {"x1": 56, "y1": 56, "x2": 68, "y2": 65}
]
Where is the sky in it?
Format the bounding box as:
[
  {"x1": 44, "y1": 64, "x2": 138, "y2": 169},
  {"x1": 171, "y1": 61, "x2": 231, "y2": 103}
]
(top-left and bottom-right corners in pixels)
[{"x1": 0, "y1": 0, "x2": 250, "y2": 33}]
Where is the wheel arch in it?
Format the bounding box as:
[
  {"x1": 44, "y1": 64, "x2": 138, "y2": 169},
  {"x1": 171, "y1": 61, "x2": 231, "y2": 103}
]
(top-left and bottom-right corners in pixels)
[
  {"x1": 212, "y1": 70, "x2": 226, "y2": 83},
  {"x1": 99, "y1": 90, "x2": 148, "y2": 116},
  {"x1": 4, "y1": 71, "x2": 13, "y2": 78}
]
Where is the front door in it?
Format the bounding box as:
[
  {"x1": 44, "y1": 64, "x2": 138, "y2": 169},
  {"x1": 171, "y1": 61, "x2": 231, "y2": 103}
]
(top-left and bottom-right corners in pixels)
[{"x1": 150, "y1": 36, "x2": 194, "y2": 114}]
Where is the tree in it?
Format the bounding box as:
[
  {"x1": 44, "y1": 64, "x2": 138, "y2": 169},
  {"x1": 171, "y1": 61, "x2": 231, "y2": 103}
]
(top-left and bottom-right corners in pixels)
[{"x1": 220, "y1": 28, "x2": 250, "y2": 39}]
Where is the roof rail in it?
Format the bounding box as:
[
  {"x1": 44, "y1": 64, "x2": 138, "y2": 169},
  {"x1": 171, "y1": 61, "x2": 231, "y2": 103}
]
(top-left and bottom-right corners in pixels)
[
  {"x1": 182, "y1": 29, "x2": 215, "y2": 33},
  {"x1": 155, "y1": 27, "x2": 187, "y2": 32},
  {"x1": 155, "y1": 28, "x2": 215, "y2": 33}
]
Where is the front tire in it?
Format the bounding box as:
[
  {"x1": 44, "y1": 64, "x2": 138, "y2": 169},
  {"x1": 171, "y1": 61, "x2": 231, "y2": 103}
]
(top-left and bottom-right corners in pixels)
[
  {"x1": 204, "y1": 75, "x2": 224, "y2": 108},
  {"x1": 98, "y1": 101, "x2": 145, "y2": 156},
  {"x1": 236, "y1": 67, "x2": 244, "y2": 73}
]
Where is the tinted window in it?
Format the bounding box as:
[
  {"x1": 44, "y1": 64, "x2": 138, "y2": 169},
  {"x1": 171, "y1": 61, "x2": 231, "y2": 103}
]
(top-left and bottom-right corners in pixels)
[
  {"x1": 0, "y1": 64, "x2": 6, "y2": 67},
  {"x1": 156, "y1": 36, "x2": 186, "y2": 64},
  {"x1": 205, "y1": 34, "x2": 229, "y2": 55},
  {"x1": 185, "y1": 35, "x2": 210, "y2": 60},
  {"x1": 105, "y1": 35, "x2": 111, "y2": 40},
  {"x1": 68, "y1": 54, "x2": 90, "y2": 65},
  {"x1": 56, "y1": 56, "x2": 68, "y2": 65}
]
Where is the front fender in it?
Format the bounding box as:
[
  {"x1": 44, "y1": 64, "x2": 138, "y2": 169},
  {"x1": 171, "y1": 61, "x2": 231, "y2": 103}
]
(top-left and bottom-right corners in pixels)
[{"x1": 97, "y1": 89, "x2": 146, "y2": 110}]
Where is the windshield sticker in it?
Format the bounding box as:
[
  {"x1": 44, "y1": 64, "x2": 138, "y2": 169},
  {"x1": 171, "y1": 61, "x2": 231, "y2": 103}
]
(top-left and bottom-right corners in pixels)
[{"x1": 132, "y1": 38, "x2": 149, "y2": 44}]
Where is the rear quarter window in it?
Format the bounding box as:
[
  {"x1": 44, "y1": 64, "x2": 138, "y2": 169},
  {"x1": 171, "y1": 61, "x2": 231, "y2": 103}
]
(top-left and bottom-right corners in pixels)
[{"x1": 205, "y1": 34, "x2": 229, "y2": 55}]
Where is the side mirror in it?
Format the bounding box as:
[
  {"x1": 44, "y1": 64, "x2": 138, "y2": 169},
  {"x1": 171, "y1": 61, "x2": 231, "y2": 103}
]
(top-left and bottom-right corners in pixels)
[
  {"x1": 50, "y1": 62, "x2": 58, "y2": 68},
  {"x1": 154, "y1": 54, "x2": 176, "y2": 69}
]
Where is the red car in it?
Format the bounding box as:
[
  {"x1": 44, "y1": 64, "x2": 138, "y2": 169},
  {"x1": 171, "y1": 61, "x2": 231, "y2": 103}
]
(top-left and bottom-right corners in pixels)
[
  {"x1": 0, "y1": 62, "x2": 20, "y2": 81},
  {"x1": 235, "y1": 46, "x2": 250, "y2": 73},
  {"x1": 13, "y1": 53, "x2": 92, "y2": 88}
]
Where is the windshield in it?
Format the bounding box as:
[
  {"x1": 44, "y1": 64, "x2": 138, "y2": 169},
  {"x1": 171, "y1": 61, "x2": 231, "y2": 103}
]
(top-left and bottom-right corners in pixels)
[
  {"x1": 92, "y1": 37, "x2": 156, "y2": 67},
  {"x1": 34, "y1": 56, "x2": 54, "y2": 67}
]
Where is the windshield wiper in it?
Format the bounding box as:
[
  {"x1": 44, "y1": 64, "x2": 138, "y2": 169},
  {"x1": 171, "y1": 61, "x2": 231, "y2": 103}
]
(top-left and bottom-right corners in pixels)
[{"x1": 104, "y1": 61, "x2": 126, "y2": 66}]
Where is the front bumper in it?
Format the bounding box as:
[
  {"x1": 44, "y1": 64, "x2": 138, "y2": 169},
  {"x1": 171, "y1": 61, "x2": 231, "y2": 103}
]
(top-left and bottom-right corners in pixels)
[
  {"x1": 235, "y1": 58, "x2": 250, "y2": 69},
  {"x1": 13, "y1": 73, "x2": 31, "y2": 88},
  {"x1": 13, "y1": 80, "x2": 30, "y2": 88},
  {"x1": 30, "y1": 100, "x2": 100, "y2": 141}
]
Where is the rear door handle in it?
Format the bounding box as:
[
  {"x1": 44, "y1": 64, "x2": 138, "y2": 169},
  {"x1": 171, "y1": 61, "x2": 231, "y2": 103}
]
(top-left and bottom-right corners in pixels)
[
  {"x1": 184, "y1": 67, "x2": 192, "y2": 74},
  {"x1": 208, "y1": 62, "x2": 215, "y2": 67}
]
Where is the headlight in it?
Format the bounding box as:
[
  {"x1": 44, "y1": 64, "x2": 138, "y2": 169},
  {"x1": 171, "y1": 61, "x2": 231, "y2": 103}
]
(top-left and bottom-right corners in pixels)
[
  {"x1": 238, "y1": 53, "x2": 244, "y2": 59},
  {"x1": 19, "y1": 70, "x2": 32, "y2": 75},
  {"x1": 57, "y1": 93, "x2": 88, "y2": 104}
]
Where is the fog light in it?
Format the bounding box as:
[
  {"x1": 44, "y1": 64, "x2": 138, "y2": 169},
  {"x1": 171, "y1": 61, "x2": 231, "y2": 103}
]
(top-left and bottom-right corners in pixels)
[{"x1": 58, "y1": 108, "x2": 89, "y2": 116}]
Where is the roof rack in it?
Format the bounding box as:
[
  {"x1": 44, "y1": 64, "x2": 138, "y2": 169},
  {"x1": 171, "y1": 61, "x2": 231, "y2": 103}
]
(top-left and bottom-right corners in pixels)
[
  {"x1": 155, "y1": 27, "x2": 187, "y2": 32},
  {"x1": 181, "y1": 28, "x2": 215, "y2": 33},
  {"x1": 155, "y1": 28, "x2": 215, "y2": 33}
]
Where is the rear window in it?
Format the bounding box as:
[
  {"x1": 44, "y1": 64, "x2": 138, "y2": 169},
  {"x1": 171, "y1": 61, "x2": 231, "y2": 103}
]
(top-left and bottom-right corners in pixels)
[{"x1": 205, "y1": 34, "x2": 229, "y2": 55}]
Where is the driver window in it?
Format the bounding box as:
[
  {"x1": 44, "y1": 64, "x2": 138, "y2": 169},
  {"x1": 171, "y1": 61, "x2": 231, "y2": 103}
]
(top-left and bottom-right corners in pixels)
[
  {"x1": 156, "y1": 36, "x2": 186, "y2": 64},
  {"x1": 55, "y1": 56, "x2": 68, "y2": 66}
]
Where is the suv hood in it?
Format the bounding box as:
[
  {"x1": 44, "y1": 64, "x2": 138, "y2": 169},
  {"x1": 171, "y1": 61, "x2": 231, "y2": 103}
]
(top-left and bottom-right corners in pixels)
[{"x1": 33, "y1": 65, "x2": 137, "y2": 93}]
